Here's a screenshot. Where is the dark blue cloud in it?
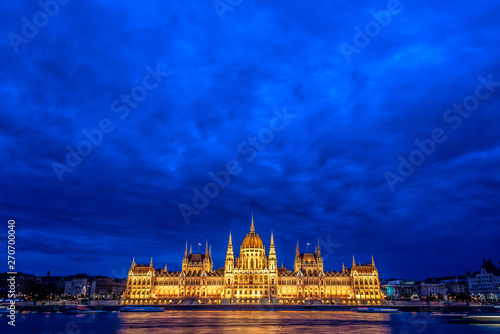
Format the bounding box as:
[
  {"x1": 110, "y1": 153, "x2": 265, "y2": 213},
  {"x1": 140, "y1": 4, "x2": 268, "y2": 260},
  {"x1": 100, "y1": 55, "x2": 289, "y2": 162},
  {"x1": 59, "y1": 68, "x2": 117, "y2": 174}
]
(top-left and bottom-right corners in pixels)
[{"x1": 1, "y1": 0, "x2": 499, "y2": 280}]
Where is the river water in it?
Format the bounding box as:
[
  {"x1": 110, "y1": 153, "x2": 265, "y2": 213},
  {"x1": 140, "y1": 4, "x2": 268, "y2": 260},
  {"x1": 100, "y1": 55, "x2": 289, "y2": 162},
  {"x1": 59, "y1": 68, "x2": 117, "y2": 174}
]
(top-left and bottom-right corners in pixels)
[{"x1": 3, "y1": 310, "x2": 500, "y2": 333}]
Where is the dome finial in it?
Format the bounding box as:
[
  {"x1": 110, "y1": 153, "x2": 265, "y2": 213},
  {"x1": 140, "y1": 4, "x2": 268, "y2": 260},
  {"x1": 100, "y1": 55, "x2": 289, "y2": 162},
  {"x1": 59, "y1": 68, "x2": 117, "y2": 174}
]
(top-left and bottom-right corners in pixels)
[{"x1": 250, "y1": 212, "x2": 255, "y2": 233}]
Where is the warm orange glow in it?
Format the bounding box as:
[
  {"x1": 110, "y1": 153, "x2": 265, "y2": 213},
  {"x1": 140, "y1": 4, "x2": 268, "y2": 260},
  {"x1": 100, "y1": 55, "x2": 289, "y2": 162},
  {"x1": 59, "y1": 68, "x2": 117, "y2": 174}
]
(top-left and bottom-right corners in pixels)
[{"x1": 122, "y1": 220, "x2": 382, "y2": 305}]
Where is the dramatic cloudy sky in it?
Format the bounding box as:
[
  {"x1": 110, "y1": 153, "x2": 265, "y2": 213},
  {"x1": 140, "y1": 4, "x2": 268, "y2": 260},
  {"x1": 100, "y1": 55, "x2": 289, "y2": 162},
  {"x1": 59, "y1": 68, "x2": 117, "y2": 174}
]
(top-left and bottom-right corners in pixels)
[{"x1": 1, "y1": 0, "x2": 499, "y2": 280}]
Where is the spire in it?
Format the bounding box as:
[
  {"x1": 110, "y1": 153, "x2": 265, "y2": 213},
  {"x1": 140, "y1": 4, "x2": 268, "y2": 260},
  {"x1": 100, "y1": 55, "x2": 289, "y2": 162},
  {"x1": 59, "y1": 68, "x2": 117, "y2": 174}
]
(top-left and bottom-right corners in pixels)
[
  {"x1": 164, "y1": 263, "x2": 167, "y2": 272},
  {"x1": 342, "y1": 262, "x2": 345, "y2": 272},
  {"x1": 189, "y1": 244, "x2": 192, "y2": 255},
  {"x1": 226, "y1": 231, "x2": 233, "y2": 256},
  {"x1": 225, "y1": 230, "x2": 234, "y2": 270},
  {"x1": 372, "y1": 255, "x2": 375, "y2": 266},
  {"x1": 209, "y1": 244, "x2": 212, "y2": 258},
  {"x1": 250, "y1": 213, "x2": 255, "y2": 233},
  {"x1": 205, "y1": 240, "x2": 208, "y2": 256},
  {"x1": 352, "y1": 255, "x2": 356, "y2": 268},
  {"x1": 317, "y1": 240, "x2": 321, "y2": 258},
  {"x1": 269, "y1": 231, "x2": 276, "y2": 256},
  {"x1": 150, "y1": 257, "x2": 153, "y2": 267},
  {"x1": 184, "y1": 241, "x2": 188, "y2": 258},
  {"x1": 295, "y1": 241, "x2": 300, "y2": 258},
  {"x1": 131, "y1": 257, "x2": 135, "y2": 268}
]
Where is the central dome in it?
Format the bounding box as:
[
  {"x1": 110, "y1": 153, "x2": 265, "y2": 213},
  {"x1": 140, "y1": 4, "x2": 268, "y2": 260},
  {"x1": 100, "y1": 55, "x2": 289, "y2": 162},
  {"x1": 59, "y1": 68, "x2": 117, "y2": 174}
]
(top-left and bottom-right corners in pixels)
[
  {"x1": 241, "y1": 232, "x2": 264, "y2": 249},
  {"x1": 240, "y1": 216, "x2": 264, "y2": 249}
]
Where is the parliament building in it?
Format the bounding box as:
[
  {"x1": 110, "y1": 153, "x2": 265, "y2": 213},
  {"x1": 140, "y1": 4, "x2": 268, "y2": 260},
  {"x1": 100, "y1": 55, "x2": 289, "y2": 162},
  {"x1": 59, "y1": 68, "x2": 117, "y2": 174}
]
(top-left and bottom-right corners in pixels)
[{"x1": 122, "y1": 217, "x2": 383, "y2": 305}]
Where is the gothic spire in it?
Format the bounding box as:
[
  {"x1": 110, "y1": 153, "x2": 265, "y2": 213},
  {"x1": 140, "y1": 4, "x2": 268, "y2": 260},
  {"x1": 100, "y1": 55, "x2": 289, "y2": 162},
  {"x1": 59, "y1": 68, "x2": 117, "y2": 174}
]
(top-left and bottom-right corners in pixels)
[
  {"x1": 205, "y1": 240, "x2": 208, "y2": 256},
  {"x1": 189, "y1": 244, "x2": 192, "y2": 255},
  {"x1": 250, "y1": 213, "x2": 255, "y2": 233},
  {"x1": 269, "y1": 231, "x2": 276, "y2": 255},
  {"x1": 352, "y1": 255, "x2": 356, "y2": 268},
  {"x1": 164, "y1": 263, "x2": 167, "y2": 272},
  {"x1": 226, "y1": 231, "x2": 233, "y2": 256},
  {"x1": 184, "y1": 241, "x2": 188, "y2": 258},
  {"x1": 372, "y1": 255, "x2": 375, "y2": 266},
  {"x1": 150, "y1": 257, "x2": 153, "y2": 267},
  {"x1": 317, "y1": 240, "x2": 321, "y2": 258},
  {"x1": 131, "y1": 257, "x2": 135, "y2": 268},
  {"x1": 295, "y1": 241, "x2": 300, "y2": 258}
]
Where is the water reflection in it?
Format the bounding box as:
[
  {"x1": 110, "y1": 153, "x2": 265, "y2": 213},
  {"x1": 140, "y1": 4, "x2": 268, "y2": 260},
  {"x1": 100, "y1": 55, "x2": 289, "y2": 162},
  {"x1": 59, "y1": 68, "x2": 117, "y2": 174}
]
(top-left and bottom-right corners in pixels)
[
  {"x1": 6, "y1": 310, "x2": 500, "y2": 334},
  {"x1": 117, "y1": 311, "x2": 393, "y2": 334}
]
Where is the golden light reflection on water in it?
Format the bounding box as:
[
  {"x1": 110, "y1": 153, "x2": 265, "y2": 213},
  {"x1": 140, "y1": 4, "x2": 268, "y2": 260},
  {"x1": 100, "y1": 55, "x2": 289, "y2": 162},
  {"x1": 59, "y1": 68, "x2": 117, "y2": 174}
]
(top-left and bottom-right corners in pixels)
[{"x1": 117, "y1": 311, "x2": 392, "y2": 334}]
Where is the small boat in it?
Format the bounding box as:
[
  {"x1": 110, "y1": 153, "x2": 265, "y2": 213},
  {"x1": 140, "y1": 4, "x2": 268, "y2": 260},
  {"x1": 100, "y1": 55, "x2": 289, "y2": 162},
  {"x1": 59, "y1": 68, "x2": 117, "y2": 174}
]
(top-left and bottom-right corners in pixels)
[
  {"x1": 62, "y1": 306, "x2": 104, "y2": 314},
  {"x1": 356, "y1": 307, "x2": 399, "y2": 313},
  {"x1": 430, "y1": 312, "x2": 468, "y2": 318},
  {"x1": 465, "y1": 314, "x2": 500, "y2": 323},
  {"x1": 119, "y1": 306, "x2": 164, "y2": 312}
]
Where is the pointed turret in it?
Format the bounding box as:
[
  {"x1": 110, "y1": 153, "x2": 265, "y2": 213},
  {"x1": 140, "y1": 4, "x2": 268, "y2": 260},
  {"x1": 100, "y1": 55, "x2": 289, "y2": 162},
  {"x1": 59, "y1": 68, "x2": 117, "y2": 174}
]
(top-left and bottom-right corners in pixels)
[
  {"x1": 352, "y1": 255, "x2": 356, "y2": 268},
  {"x1": 269, "y1": 232, "x2": 276, "y2": 254},
  {"x1": 269, "y1": 230, "x2": 277, "y2": 271},
  {"x1": 209, "y1": 244, "x2": 212, "y2": 258},
  {"x1": 294, "y1": 241, "x2": 301, "y2": 273},
  {"x1": 205, "y1": 240, "x2": 208, "y2": 256},
  {"x1": 164, "y1": 263, "x2": 167, "y2": 272},
  {"x1": 225, "y1": 230, "x2": 234, "y2": 272},
  {"x1": 342, "y1": 262, "x2": 345, "y2": 272},
  {"x1": 315, "y1": 245, "x2": 317, "y2": 254},
  {"x1": 250, "y1": 213, "x2": 255, "y2": 233},
  {"x1": 150, "y1": 257, "x2": 153, "y2": 267},
  {"x1": 372, "y1": 255, "x2": 375, "y2": 266},
  {"x1": 189, "y1": 244, "x2": 192, "y2": 255},
  {"x1": 184, "y1": 241, "x2": 188, "y2": 258},
  {"x1": 131, "y1": 257, "x2": 135, "y2": 269},
  {"x1": 317, "y1": 240, "x2": 321, "y2": 258}
]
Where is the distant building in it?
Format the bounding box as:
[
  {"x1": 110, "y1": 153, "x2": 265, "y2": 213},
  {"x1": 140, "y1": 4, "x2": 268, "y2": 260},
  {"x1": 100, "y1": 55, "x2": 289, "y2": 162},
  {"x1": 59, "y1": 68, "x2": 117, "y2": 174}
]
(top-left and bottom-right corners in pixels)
[
  {"x1": 420, "y1": 278, "x2": 447, "y2": 298},
  {"x1": 91, "y1": 276, "x2": 126, "y2": 299},
  {"x1": 467, "y1": 258, "x2": 500, "y2": 302},
  {"x1": 439, "y1": 276, "x2": 468, "y2": 295},
  {"x1": 381, "y1": 279, "x2": 419, "y2": 300},
  {"x1": 35, "y1": 272, "x2": 67, "y2": 297},
  {"x1": 64, "y1": 274, "x2": 92, "y2": 297},
  {"x1": 0, "y1": 272, "x2": 37, "y2": 298}
]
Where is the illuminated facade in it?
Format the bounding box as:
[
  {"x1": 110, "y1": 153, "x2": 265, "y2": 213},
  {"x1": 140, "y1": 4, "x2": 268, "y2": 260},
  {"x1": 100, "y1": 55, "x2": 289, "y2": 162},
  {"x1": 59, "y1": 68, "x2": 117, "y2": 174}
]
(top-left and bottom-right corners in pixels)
[{"x1": 122, "y1": 217, "x2": 383, "y2": 305}]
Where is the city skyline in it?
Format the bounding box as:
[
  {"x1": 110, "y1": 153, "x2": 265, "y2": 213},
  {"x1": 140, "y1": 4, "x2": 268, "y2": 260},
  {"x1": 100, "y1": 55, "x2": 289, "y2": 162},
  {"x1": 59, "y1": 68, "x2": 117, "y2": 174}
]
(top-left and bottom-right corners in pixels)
[
  {"x1": 2, "y1": 0, "x2": 500, "y2": 283},
  {"x1": 9, "y1": 214, "x2": 498, "y2": 282}
]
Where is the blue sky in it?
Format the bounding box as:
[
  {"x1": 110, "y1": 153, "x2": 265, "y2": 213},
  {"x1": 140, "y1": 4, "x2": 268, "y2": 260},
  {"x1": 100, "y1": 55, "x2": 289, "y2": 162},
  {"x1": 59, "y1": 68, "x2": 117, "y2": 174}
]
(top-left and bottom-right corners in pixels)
[{"x1": 1, "y1": 0, "x2": 499, "y2": 280}]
